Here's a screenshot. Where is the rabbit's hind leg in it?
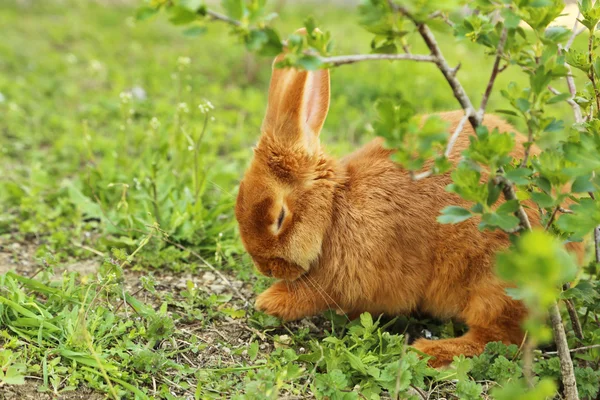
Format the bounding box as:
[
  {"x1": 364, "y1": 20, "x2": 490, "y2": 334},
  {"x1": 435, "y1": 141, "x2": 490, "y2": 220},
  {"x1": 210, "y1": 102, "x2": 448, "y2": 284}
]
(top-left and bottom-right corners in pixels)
[
  {"x1": 413, "y1": 283, "x2": 526, "y2": 368},
  {"x1": 412, "y1": 325, "x2": 504, "y2": 368}
]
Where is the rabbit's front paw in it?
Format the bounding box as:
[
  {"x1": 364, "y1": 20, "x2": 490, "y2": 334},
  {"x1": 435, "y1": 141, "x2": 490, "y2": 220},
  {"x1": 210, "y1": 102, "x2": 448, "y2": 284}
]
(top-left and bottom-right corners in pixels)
[{"x1": 255, "y1": 281, "x2": 322, "y2": 321}]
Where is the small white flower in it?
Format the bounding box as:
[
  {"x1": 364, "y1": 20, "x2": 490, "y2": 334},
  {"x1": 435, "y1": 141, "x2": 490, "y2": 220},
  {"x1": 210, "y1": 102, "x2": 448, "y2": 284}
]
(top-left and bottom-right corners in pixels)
[
  {"x1": 130, "y1": 86, "x2": 147, "y2": 100},
  {"x1": 177, "y1": 56, "x2": 191, "y2": 71},
  {"x1": 66, "y1": 54, "x2": 78, "y2": 64},
  {"x1": 198, "y1": 100, "x2": 215, "y2": 114},
  {"x1": 178, "y1": 102, "x2": 190, "y2": 113},
  {"x1": 89, "y1": 59, "x2": 103, "y2": 72},
  {"x1": 119, "y1": 91, "x2": 132, "y2": 104},
  {"x1": 150, "y1": 117, "x2": 160, "y2": 130}
]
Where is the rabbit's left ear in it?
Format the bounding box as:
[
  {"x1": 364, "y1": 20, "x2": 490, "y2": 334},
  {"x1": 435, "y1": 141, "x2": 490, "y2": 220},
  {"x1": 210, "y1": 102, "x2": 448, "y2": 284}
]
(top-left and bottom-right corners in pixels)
[{"x1": 261, "y1": 29, "x2": 330, "y2": 153}]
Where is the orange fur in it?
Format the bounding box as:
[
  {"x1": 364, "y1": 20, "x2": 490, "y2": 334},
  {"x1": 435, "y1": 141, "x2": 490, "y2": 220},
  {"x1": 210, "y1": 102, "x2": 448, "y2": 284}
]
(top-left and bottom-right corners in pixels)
[{"x1": 234, "y1": 33, "x2": 583, "y2": 367}]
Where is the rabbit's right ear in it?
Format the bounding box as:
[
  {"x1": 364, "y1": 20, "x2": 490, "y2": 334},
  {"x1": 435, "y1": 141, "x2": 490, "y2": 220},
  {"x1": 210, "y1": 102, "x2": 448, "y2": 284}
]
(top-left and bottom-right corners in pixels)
[{"x1": 261, "y1": 51, "x2": 330, "y2": 155}]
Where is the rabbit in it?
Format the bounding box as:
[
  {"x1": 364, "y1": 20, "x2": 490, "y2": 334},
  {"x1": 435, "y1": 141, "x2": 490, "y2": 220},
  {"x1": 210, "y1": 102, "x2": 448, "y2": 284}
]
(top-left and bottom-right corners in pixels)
[{"x1": 234, "y1": 31, "x2": 583, "y2": 368}]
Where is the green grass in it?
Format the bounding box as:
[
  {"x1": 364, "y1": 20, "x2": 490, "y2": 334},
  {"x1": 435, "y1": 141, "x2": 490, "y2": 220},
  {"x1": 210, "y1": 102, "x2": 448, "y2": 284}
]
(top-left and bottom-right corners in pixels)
[{"x1": 1, "y1": 0, "x2": 599, "y2": 399}]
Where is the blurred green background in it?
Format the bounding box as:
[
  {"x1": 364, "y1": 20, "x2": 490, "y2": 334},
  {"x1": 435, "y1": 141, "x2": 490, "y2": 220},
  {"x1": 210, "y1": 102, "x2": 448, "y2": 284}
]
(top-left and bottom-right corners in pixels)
[{"x1": 0, "y1": 0, "x2": 577, "y2": 269}]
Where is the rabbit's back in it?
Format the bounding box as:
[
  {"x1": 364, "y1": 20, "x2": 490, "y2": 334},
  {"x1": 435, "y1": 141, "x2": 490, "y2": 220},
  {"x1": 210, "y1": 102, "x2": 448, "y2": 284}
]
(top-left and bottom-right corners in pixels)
[{"x1": 314, "y1": 111, "x2": 537, "y2": 322}]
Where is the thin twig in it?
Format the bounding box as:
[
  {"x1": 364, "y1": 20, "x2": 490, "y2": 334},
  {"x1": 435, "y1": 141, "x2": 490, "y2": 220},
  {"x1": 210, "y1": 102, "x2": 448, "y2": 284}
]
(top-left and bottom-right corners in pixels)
[
  {"x1": 522, "y1": 338, "x2": 535, "y2": 387},
  {"x1": 544, "y1": 206, "x2": 560, "y2": 231},
  {"x1": 557, "y1": 12, "x2": 584, "y2": 124},
  {"x1": 390, "y1": 1, "x2": 479, "y2": 126},
  {"x1": 544, "y1": 343, "x2": 600, "y2": 356},
  {"x1": 412, "y1": 112, "x2": 470, "y2": 181},
  {"x1": 595, "y1": 226, "x2": 600, "y2": 264},
  {"x1": 205, "y1": 9, "x2": 241, "y2": 26},
  {"x1": 565, "y1": 10, "x2": 584, "y2": 52},
  {"x1": 588, "y1": 32, "x2": 600, "y2": 116},
  {"x1": 548, "y1": 86, "x2": 582, "y2": 124},
  {"x1": 427, "y1": 10, "x2": 455, "y2": 28},
  {"x1": 549, "y1": 302, "x2": 580, "y2": 400},
  {"x1": 493, "y1": 176, "x2": 533, "y2": 231},
  {"x1": 479, "y1": 28, "x2": 508, "y2": 118},
  {"x1": 391, "y1": 3, "x2": 530, "y2": 231},
  {"x1": 320, "y1": 53, "x2": 437, "y2": 66},
  {"x1": 564, "y1": 299, "x2": 585, "y2": 343},
  {"x1": 520, "y1": 123, "x2": 535, "y2": 168}
]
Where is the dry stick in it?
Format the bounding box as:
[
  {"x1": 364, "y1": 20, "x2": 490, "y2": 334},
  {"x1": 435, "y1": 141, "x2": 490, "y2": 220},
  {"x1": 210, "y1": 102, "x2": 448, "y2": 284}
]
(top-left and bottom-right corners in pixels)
[
  {"x1": 560, "y1": 12, "x2": 584, "y2": 124},
  {"x1": 412, "y1": 112, "x2": 470, "y2": 181},
  {"x1": 545, "y1": 343, "x2": 600, "y2": 356},
  {"x1": 544, "y1": 206, "x2": 560, "y2": 231},
  {"x1": 548, "y1": 86, "x2": 582, "y2": 124},
  {"x1": 479, "y1": 27, "x2": 508, "y2": 118},
  {"x1": 320, "y1": 53, "x2": 437, "y2": 66},
  {"x1": 520, "y1": 122, "x2": 535, "y2": 169},
  {"x1": 550, "y1": 302, "x2": 580, "y2": 400},
  {"x1": 565, "y1": 297, "x2": 585, "y2": 342},
  {"x1": 206, "y1": 9, "x2": 241, "y2": 26},
  {"x1": 588, "y1": 33, "x2": 600, "y2": 116}
]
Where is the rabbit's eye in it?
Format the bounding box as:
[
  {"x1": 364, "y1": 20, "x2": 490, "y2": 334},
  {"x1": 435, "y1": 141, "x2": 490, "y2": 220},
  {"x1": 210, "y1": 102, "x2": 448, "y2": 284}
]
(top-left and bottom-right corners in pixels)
[{"x1": 277, "y1": 208, "x2": 285, "y2": 230}]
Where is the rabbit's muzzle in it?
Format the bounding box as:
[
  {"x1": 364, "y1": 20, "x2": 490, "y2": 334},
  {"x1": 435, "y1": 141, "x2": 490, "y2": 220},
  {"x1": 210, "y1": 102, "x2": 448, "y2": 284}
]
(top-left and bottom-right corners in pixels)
[{"x1": 252, "y1": 256, "x2": 306, "y2": 281}]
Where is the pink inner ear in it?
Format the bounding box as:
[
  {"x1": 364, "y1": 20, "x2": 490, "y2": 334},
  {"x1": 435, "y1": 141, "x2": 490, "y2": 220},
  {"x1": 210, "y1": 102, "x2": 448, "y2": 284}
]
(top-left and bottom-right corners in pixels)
[
  {"x1": 302, "y1": 69, "x2": 329, "y2": 135},
  {"x1": 304, "y1": 73, "x2": 320, "y2": 126}
]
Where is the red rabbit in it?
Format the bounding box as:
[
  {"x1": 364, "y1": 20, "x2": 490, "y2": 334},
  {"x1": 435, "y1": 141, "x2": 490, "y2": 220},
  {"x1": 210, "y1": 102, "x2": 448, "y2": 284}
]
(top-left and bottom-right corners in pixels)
[{"x1": 234, "y1": 31, "x2": 582, "y2": 367}]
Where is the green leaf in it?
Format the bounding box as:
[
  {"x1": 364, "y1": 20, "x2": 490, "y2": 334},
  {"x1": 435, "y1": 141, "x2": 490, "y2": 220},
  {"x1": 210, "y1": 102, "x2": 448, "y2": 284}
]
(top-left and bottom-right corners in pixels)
[
  {"x1": 516, "y1": 98, "x2": 530, "y2": 113},
  {"x1": 180, "y1": 0, "x2": 204, "y2": 12},
  {"x1": 566, "y1": 48, "x2": 591, "y2": 73},
  {"x1": 497, "y1": 230, "x2": 579, "y2": 314},
  {"x1": 572, "y1": 174, "x2": 595, "y2": 193},
  {"x1": 221, "y1": 0, "x2": 243, "y2": 20},
  {"x1": 183, "y1": 26, "x2": 207, "y2": 37},
  {"x1": 561, "y1": 280, "x2": 599, "y2": 303},
  {"x1": 455, "y1": 380, "x2": 483, "y2": 400},
  {"x1": 1, "y1": 364, "x2": 26, "y2": 385},
  {"x1": 546, "y1": 92, "x2": 571, "y2": 104},
  {"x1": 136, "y1": 6, "x2": 159, "y2": 21},
  {"x1": 481, "y1": 212, "x2": 520, "y2": 231},
  {"x1": 530, "y1": 191, "x2": 555, "y2": 208},
  {"x1": 257, "y1": 28, "x2": 283, "y2": 56},
  {"x1": 168, "y1": 6, "x2": 197, "y2": 25},
  {"x1": 296, "y1": 55, "x2": 322, "y2": 71},
  {"x1": 501, "y1": 8, "x2": 521, "y2": 29},
  {"x1": 497, "y1": 199, "x2": 519, "y2": 214},
  {"x1": 344, "y1": 351, "x2": 368, "y2": 375},
  {"x1": 360, "y1": 312, "x2": 373, "y2": 330},
  {"x1": 505, "y1": 168, "x2": 533, "y2": 185},
  {"x1": 556, "y1": 198, "x2": 600, "y2": 239},
  {"x1": 438, "y1": 206, "x2": 473, "y2": 224},
  {"x1": 248, "y1": 341, "x2": 259, "y2": 361}
]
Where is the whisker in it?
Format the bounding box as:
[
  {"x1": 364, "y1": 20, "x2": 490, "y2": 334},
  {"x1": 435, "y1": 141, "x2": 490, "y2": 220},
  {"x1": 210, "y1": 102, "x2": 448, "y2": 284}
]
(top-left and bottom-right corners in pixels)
[
  {"x1": 302, "y1": 275, "x2": 350, "y2": 322},
  {"x1": 297, "y1": 278, "x2": 317, "y2": 313}
]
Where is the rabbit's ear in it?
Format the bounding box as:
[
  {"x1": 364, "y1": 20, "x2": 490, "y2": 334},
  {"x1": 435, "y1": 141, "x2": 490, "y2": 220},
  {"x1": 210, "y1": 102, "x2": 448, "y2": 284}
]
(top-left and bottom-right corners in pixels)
[{"x1": 262, "y1": 36, "x2": 330, "y2": 153}]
